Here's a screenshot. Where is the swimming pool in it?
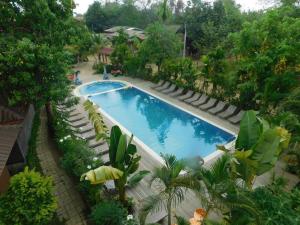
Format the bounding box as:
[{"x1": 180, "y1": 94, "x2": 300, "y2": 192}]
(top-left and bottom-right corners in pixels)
[
  {"x1": 79, "y1": 81, "x2": 126, "y2": 95},
  {"x1": 78, "y1": 81, "x2": 235, "y2": 160},
  {"x1": 80, "y1": 81, "x2": 235, "y2": 159}
]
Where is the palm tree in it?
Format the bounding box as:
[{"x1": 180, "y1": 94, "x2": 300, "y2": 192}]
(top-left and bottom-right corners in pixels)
[
  {"x1": 194, "y1": 154, "x2": 260, "y2": 223},
  {"x1": 139, "y1": 154, "x2": 200, "y2": 225}
]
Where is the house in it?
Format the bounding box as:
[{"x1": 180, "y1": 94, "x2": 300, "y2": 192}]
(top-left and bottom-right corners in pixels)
[
  {"x1": 0, "y1": 105, "x2": 35, "y2": 193},
  {"x1": 103, "y1": 26, "x2": 146, "y2": 41}
]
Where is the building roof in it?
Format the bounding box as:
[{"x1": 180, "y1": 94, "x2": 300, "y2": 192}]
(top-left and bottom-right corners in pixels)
[
  {"x1": 103, "y1": 26, "x2": 145, "y2": 40},
  {"x1": 100, "y1": 47, "x2": 113, "y2": 55},
  {"x1": 0, "y1": 106, "x2": 25, "y2": 125},
  {"x1": 0, "y1": 125, "x2": 21, "y2": 176}
]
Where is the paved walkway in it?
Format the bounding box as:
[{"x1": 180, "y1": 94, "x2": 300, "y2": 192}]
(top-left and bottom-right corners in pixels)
[{"x1": 36, "y1": 109, "x2": 87, "y2": 225}]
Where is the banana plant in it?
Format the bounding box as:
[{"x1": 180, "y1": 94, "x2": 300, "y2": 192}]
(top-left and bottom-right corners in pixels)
[
  {"x1": 109, "y1": 125, "x2": 149, "y2": 204},
  {"x1": 80, "y1": 166, "x2": 123, "y2": 184},
  {"x1": 84, "y1": 100, "x2": 149, "y2": 203},
  {"x1": 218, "y1": 110, "x2": 291, "y2": 188}
]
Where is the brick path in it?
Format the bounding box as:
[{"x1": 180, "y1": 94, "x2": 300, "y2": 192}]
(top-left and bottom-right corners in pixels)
[{"x1": 36, "y1": 110, "x2": 87, "y2": 225}]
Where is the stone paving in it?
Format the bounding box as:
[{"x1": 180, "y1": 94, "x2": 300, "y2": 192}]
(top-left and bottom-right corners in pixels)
[{"x1": 36, "y1": 110, "x2": 87, "y2": 225}]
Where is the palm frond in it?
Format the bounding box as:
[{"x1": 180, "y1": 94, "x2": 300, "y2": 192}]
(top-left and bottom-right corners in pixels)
[
  {"x1": 84, "y1": 100, "x2": 109, "y2": 142},
  {"x1": 139, "y1": 193, "x2": 166, "y2": 225}
]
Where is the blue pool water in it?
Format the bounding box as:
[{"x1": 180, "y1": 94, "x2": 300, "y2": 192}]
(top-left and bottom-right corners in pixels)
[
  {"x1": 86, "y1": 84, "x2": 235, "y2": 159},
  {"x1": 80, "y1": 81, "x2": 125, "y2": 95}
]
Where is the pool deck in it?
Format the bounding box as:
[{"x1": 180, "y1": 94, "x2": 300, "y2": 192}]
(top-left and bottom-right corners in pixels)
[{"x1": 72, "y1": 60, "x2": 299, "y2": 223}]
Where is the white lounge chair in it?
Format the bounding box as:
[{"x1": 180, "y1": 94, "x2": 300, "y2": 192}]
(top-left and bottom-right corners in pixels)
[
  {"x1": 184, "y1": 92, "x2": 201, "y2": 104},
  {"x1": 177, "y1": 90, "x2": 194, "y2": 101},
  {"x1": 155, "y1": 81, "x2": 171, "y2": 91},
  {"x1": 228, "y1": 110, "x2": 245, "y2": 124},
  {"x1": 199, "y1": 98, "x2": 218, "y2": 110},
  {"x1": 169, "y1": 87, "x2": 184, "y2": 97},
  {"x1": 217, "y1": 105, "x2": 238, "y2": 119},
  {"x1": 191, "y1": 94, "x2": 209, "y2": 107},
  {"x1": 161, "y1": 84, "x2": 176, "y2": 94},
  {"x1": 208, "y1": 101, "x2": 227, "y2": 115},
  {"x1": 151, "y1": 80, "x2": 164, "y2": 89}
]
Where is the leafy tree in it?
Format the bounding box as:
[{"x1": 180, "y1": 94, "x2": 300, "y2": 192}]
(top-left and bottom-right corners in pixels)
[
  {"x1": 84, "y1": 0, "x2": 159, "y2": 32},
  {"x1": 64, "y1": 19, "x2": 94, "y2": 63},
  {"x1": 0, "y1": 167, "x2": 57, "y2": 225},
  {"x1": 182, "y1": 0, "x2": 243, "y2": 55},
  {"x1": 85, "y1": 1, "x2": 107, "y2": 32},
  {"x1": 230, "y1": 5, "x2": 300, "y2": 110},
  {"x1": 160, "y1": 57, "x2": 198, "y2": 89},
  {"x1": 110, "y1": 30, "x2": 133, "y2": 71},
  {"x1": 140, "y1": 22, "x2": 181, "y2": 72},
  {"x1": 139, "y1": 154, "x2": 200, "y2": 225},
  {"x1": 0, "y1": 0, "x2": 89, "y2": 108},
  {"x1": 201, "y1": 47, "x2": 228, "y2": 95}
]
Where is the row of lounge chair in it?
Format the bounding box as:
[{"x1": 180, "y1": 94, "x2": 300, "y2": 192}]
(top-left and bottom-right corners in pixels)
[
  {"x1": 56, "y1": 103, "x2": 110, "y2": 163},
  {"x1": 152, "y1": 80, "x2": 245, "y2": 124}
]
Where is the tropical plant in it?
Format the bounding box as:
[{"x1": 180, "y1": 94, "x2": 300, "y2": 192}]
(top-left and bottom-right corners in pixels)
[
  {"x1": 81, "y1": 166, "x2": 124, "y2": 184},
  {"x1": 139, "y1": 154, "x2": 200, "y2": 225},
  {"x1": 83, "y1": 101, "x2": 148, "y2": 203},
  {"x1": 193, "y1": 154, "x2": 259, "y2": 222},
  {"x1": 0, "y1": 167, "x2": 57, "y2": 225},
  {"x1": 108, "y1": 125, "x2": 147, "y2": 204},
  {"x1": 160, "y1": 57, "x2": 198, "y2": 89},
  {"x1": 90, "y1": 200, "x2": 128, "y2": 225},
  {"x1": 83, "y1": 100, "x2": 109, "y2": 141},
  {"x1": 227, "y1": 178, "x2": 300, "y2": 225},
  {"x1": 219, "y1": 110, "x2": 291, "y2": 188}
]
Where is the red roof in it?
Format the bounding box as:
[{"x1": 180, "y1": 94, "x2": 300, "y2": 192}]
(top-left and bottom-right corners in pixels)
[{"x1": 100, "y1": 47, "x2": 113, "y2": 55}]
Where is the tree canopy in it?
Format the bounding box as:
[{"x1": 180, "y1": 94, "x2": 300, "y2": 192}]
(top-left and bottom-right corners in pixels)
[{"x1": 0, "y1": 0, "x2": 92, "y2": 107}]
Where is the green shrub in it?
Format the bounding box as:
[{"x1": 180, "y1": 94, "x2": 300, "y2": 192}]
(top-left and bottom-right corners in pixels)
[
  {"x1": 26, "y1": 110, "x2": 42, "y2": 172},
  {"x1": 160, "y1": 58, "x2": 198, "y2": 89},
  {"x1": 60, "y1": 139, "x2": 102, "y2": 177},
  {"x1": 0, "y1": 167, "x2": 57, "y2": 225},
  {"x1": 90, "y1": 201, "x2": 127, "y2": 225},
  {"x1": 229, "y1": 184, "x2": 300, "y2": 225},
  {"x1": 50, "y1": 105, "x2": 104, "y2": 204}
]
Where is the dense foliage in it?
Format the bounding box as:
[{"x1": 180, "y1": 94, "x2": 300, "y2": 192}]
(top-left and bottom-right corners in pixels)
[
  {"x1": 26, "y1": 110, "x2": 42, "y2": 172},
  {"x1": 85, "y1": 1, "x2": 159, "y2": 32},
  {"x1": 90, "y1": 201, "x2": 128, "y2": 225},
  {"x1": 50, "y1": 103, "x2": 103, "y2": 204},
  {"x1": 182, "y1": 0, "x2": 243, "y2": 55},
  {"x1": 0, "y1": 0, "x2": 92, "y2": 107},
  {"x1": 0, "y1": 168, "x2": 57, "y2": 225}
]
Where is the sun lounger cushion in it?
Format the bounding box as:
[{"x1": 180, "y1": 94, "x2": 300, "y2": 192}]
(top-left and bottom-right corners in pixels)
[
  {"x1": 184, "y1": 93, "x2": 201, "y2": 103},
  {"x1": 151, "y1": 80, "x2": 164, "y2": 89},
  {"x1": 228, "y1": 110, "x2": 245, "y2": 124},
  {"x1": 162, "y1": 84, "x2": 176, "y2": 94},
  {"x1": 217, "y1": 105, "x2": 237, "y2": 119},
  {"x1": 191, "y1": 94, "x2": 209, "y2": 106},
  {"x1": 199, "y1": 98, "x2": 218, "y2": 110},
  {"x1": 155, "y1": 81, "x2": 170, "y2": 91},
  {"x1": 169, "y1": 87, "x2": 184, "y2": 97},
  {"x1": 178, "y1": 90, "x2": 194, "y2": 101},
  {"x1": 208, "y1": 101, "x2": 227, "y2": 115}
]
